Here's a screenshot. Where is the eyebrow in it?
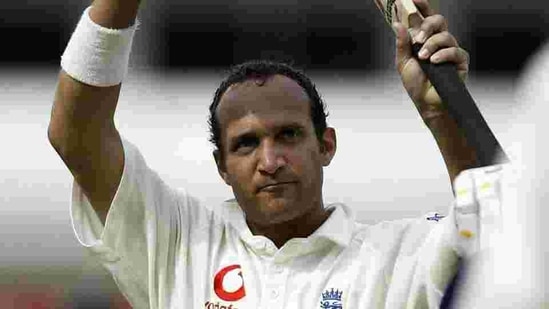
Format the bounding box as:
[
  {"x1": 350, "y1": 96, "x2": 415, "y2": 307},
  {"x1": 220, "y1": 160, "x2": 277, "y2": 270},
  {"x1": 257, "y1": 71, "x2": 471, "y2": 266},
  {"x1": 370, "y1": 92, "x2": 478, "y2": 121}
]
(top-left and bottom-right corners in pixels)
[
  {"x1": 274, "y1": 122, "x2": 306, "y2": 132},
  {"x1": 229, "y1": 122, "x2": 306, "y2": 144}
]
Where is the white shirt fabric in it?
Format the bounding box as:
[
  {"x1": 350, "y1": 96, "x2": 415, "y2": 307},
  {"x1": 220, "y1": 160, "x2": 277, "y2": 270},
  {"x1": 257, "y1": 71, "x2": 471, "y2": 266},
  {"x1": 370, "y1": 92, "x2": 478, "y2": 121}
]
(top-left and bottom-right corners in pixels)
[
  {"x1": 454, "y1": 41, "x2": 549, "y2": 308},
  {"x1": 71, "y1": 137, "x2": 502, "y2": 309}
]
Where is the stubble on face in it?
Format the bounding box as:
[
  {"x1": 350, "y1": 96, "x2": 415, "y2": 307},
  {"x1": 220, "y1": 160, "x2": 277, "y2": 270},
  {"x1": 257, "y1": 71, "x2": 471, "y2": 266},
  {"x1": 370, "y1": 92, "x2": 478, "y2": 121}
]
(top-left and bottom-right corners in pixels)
[{"x1": 216, "y1": 75, "x2": 327, "y2": 225}]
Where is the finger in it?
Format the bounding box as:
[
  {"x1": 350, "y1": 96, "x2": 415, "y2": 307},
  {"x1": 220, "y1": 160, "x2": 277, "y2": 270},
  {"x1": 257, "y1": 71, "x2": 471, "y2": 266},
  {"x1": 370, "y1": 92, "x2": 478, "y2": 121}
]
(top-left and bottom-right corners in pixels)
[
  {"x1": 414, "y1": 14, "x2": 448, "y2": 44},
  {"x1": 412, "y1": 0, "x2": 436, "y2": 17},
  {"x1": 417, "y1": 31, "x2": 458, "y2": 60},
  {"x1": 393, "y1": 22, "x2": 414, "y2": 73},
  {"x1": 429, "y1": 47, "x2": 470, "y2": 70},
  {"x1": 458, "y1": 70, "x2": 468, "y2": 83}
]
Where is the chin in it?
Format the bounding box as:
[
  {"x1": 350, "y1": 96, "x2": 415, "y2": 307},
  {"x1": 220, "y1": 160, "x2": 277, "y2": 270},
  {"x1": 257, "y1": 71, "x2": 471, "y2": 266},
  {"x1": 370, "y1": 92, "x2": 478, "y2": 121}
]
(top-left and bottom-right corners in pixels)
[{"x1": 256, "y1": 198, "x2": 307, "y2": 225}]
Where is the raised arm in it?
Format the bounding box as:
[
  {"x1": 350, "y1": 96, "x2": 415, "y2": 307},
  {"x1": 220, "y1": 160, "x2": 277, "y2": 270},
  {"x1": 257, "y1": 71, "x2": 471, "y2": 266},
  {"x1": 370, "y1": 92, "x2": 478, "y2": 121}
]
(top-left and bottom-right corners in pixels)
[
  {"x1": 389, "y1": 0, "x2": 480, "y2": 186},
  {"x1": 48, "y1": 0, "x2": 139, "y2": 224}
]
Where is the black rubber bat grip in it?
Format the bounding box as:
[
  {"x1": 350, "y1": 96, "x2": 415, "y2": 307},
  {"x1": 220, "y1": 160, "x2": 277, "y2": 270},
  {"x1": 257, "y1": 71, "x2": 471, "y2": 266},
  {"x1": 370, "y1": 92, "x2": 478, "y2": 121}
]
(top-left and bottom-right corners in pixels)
[{"x1": 412, "y1": 43, "x2": 508, "y2": 166}]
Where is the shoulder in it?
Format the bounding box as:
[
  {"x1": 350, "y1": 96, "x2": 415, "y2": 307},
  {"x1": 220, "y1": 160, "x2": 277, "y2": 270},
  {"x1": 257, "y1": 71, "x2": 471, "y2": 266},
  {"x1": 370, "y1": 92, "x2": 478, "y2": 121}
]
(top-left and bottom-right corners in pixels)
[{"x1": 351, "y1": 211, "x2": 448, "y2": 256}]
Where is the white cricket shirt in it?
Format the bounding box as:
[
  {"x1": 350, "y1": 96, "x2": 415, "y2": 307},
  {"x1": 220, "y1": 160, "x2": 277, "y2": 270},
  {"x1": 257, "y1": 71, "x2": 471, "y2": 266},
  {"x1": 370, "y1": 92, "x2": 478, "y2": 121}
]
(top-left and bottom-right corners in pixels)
[{"x1": 71, "y1": 138, "x2": 485, "y2": 309}]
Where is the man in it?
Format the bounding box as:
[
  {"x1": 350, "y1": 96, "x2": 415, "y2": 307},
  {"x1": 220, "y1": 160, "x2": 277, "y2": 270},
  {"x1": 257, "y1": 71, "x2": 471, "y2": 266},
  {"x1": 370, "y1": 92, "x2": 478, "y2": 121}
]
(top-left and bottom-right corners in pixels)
[{"x1": 48, "y1": 0, "x2": 489, "y2": 308}]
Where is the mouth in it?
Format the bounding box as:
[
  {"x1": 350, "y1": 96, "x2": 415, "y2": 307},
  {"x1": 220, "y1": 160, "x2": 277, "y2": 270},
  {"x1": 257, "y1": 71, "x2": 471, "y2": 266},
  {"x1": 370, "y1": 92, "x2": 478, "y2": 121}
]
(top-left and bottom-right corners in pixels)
[{"x1": 258, "y1": 182, "x2": 296, "y2": 192}]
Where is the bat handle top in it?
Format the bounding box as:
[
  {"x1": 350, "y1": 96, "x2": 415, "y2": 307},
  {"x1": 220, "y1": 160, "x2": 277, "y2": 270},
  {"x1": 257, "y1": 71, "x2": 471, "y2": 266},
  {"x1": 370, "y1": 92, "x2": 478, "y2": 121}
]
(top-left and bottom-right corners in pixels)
[
  {"x1": 378, "y1": 0, "x2": 423, "y2": 29},
  {"x1": 406, "y1": 12, "x2": 424, "y2": 29},
  {"x1": 398, "y1": 0, "x2": 424, "y2": 28}
]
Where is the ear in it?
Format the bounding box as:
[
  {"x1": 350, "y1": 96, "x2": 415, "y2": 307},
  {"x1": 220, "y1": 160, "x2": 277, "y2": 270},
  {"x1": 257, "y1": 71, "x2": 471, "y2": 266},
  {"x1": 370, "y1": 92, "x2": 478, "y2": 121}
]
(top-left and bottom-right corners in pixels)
[
  {"x1": 320, "y1": 127, "x2": 337, "y2": 166},
  {"x1": 213, "y1": 150, "x2": 231, "y2": 186}
]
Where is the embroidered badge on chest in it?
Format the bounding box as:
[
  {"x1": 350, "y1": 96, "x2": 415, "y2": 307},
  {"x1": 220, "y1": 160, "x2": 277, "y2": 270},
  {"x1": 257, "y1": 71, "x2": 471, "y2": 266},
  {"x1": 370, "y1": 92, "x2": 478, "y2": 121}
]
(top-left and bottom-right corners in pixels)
[{"x1": 320, "y1": 288, "x2": 343, "y2": 309}]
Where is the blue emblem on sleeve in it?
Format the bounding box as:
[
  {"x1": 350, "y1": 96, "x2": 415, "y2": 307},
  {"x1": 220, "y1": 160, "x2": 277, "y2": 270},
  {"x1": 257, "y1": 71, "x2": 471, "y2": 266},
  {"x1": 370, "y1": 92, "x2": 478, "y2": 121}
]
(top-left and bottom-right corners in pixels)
[{"x1": 426, "y1": 213, "x2": 445, "y2": 222}]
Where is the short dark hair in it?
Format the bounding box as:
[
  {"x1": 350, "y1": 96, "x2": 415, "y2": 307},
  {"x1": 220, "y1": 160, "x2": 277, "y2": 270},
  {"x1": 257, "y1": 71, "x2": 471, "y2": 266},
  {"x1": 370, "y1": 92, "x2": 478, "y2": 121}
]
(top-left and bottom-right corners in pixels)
[{"x1": 208, "y1": 60, "x2": 329, "y2": 155}]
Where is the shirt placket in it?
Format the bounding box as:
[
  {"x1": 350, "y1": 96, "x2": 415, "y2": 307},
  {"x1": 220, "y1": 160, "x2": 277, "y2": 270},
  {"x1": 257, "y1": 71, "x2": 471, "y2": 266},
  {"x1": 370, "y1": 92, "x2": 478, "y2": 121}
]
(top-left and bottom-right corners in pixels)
[{"x1": 261, "y1": 259, "x2": 290, "y2": 308}]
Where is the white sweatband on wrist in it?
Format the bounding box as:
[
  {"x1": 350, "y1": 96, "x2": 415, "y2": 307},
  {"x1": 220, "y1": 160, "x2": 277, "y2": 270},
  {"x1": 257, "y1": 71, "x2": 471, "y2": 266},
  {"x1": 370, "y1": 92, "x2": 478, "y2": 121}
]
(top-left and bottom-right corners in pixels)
[{"x1": 61, "y1": 6, "x2": 139, "y2": 87}]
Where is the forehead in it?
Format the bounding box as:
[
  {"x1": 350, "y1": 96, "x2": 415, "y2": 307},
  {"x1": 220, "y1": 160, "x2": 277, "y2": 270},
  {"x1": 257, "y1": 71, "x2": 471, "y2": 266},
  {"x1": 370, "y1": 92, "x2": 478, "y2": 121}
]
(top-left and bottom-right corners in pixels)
[{"x1": 216, "y1": 74, "x2": 312, "y2": 130}]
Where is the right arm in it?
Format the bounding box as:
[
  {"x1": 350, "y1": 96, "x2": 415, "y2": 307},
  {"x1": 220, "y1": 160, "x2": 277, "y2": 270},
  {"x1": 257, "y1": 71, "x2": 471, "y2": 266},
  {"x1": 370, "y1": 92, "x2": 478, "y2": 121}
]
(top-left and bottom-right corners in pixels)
[{"x1": 48, "y1": 0, "x2": 139, "y2": 224}]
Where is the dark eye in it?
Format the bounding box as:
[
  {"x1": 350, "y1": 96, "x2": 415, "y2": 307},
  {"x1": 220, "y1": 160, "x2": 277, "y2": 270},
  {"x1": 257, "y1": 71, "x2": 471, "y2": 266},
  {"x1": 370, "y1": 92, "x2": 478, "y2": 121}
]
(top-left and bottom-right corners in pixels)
[
  {"x1": 280, "y1": 128, "x2": 302, "y2": 141},
  {"x1": 232, "y1": 136, "x2": 259, "y2": 153}
]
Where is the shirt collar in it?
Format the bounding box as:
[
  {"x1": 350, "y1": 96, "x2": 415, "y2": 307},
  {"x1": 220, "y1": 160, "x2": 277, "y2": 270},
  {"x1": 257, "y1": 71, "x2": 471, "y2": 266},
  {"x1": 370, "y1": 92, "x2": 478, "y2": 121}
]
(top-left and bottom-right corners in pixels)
[
  {"x1": 310, "y1": 202, "x2": 354, "y2": 248},
  {"x1": 217, "y1": 199, "x2": 355, "y2": 250}
]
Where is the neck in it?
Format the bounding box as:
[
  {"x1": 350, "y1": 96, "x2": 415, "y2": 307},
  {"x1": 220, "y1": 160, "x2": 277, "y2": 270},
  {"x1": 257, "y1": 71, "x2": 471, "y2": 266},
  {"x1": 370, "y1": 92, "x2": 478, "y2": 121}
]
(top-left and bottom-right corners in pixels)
[{"x1": 246, "y1": 206, "x2": 333, "y2": 248}]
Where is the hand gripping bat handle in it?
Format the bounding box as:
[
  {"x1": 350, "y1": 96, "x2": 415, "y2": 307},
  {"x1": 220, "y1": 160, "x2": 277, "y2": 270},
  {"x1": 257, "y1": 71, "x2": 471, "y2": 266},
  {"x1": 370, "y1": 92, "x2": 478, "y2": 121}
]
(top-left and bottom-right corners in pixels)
[
  {"x1": 374, "y1": 0, "x2": 509, "y2": 166},
  {"x1": 410, "y1": 43, "x2": 509, "y2": 166}
]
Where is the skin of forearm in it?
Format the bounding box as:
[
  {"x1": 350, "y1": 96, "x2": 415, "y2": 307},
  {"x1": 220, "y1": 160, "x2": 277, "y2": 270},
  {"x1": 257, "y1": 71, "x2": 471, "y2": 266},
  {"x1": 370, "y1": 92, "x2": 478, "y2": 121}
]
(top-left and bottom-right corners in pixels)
[
  {"x1": 89, "y1": 0, "x2": 140, "y2": 29},
  {"x1": 425, "y1": 112, "x2": 479, "y2": 188}
]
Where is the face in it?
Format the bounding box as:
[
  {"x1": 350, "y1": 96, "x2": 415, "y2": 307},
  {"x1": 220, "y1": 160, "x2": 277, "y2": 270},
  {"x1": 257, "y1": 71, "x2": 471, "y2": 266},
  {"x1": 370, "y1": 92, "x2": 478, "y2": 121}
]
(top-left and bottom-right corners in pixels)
[{"x1": 214, "y1": 75, "x2": 336, "y2": 225}]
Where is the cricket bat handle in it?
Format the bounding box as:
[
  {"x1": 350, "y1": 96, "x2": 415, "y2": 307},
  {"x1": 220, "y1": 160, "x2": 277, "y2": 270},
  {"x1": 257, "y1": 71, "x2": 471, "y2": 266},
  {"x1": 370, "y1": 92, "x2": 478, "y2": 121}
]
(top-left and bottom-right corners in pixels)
[
  {"x1": 375, "y1": 0, "x2": 509, "y2": 166},
  {"x1": 410, "y1": 43, "x2": 509, "y2": 166}
]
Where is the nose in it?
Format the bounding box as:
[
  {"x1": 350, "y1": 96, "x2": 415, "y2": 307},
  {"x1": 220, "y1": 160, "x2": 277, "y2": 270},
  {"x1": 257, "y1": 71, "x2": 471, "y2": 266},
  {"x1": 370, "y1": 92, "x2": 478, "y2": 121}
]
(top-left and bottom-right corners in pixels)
[{"x1": 257, "y1": 139, "x2": 286, "y2": 174}]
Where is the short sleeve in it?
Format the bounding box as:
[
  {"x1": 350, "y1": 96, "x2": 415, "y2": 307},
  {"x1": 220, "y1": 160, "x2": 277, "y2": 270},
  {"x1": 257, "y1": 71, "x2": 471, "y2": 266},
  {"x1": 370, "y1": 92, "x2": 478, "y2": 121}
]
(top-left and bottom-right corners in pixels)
[
  {"x1": 405, "y1": 164, "x2": 512, "y2": 308},
  {"x1": 70, "y1": 137, "x2": 219, "y2": 308}
]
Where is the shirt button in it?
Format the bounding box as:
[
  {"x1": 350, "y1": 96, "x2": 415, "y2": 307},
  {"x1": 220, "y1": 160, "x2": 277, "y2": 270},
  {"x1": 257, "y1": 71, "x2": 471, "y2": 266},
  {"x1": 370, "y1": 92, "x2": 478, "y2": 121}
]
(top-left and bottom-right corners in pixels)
[
  {"x1": 273, "y1": 265, "x2": 283, "y2": 273},
  {"x1": 271, "y1": 289, "x2": 279, "y2": 298}
]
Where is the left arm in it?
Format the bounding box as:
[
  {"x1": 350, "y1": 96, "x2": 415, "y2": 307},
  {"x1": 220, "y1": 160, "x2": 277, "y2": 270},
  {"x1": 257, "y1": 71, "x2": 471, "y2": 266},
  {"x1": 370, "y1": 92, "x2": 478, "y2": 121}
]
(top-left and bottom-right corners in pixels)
[
  {"x1": 392, "y1": 0, "x2": 500, "y2": 186},
  {"x1": 423, "y1": 111, "x2": 478, "y2": 186}
]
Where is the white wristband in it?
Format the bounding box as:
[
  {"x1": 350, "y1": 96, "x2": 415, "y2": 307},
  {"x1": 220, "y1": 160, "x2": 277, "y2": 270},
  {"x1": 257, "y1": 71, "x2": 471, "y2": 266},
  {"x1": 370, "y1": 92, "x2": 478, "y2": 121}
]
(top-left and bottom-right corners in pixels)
[{"x1": 61, "y1": 6, "x2": 139, "y2": 87}]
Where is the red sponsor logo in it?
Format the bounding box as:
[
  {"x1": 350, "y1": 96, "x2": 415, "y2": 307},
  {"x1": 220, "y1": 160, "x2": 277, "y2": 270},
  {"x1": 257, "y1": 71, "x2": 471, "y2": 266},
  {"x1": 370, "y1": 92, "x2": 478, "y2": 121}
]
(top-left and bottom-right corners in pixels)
[{"x1": 213, "y1": 264, "x2": 246, "y2": 302}]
